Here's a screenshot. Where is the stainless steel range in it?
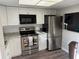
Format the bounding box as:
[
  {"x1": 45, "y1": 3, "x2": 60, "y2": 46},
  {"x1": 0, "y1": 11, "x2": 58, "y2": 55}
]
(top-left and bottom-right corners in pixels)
[{"x1": 19, "y1": 27, "x2": 38, "y2": 55}]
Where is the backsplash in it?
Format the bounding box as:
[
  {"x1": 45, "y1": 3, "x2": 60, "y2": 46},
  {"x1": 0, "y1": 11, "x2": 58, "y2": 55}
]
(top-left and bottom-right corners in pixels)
[{"x1": 3, "y1": 24, "x2": 42, "y2": 34}]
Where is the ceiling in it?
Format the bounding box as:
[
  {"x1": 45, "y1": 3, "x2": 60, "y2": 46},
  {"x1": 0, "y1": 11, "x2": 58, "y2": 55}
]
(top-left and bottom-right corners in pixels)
[
  {"x1": 0, "y1": 0, "x2": 79, "y2": 9},
  {"x1": 51, "y1": 0, "x2": 79, "y2": 8}
]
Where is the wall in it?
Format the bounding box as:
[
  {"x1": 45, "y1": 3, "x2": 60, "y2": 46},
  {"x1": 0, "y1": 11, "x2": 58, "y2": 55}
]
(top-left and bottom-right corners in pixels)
[{"x1": 56, "y1": 4, "x2": 79, "y2": 53}]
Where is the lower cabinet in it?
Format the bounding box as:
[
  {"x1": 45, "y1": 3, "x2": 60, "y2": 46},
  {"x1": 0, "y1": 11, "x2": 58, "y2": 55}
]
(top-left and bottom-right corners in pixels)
[{"x1": 38, "y1": 33, "x2": 47, "y2": 51}]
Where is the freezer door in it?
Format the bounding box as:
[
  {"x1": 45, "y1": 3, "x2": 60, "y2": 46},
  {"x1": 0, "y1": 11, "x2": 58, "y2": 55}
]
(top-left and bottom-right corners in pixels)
[
  {"x1": 47, "y1": 16, "x2": 55, "y2": 50},
  {"x1": 47, "y1": 37, "x2": 53, "y2": 50},
  {"x1": 53, "y1": 36, "x2": 62, "y2": 50},
  {"x1": 47, "y1": 36, "x2": 62, "y2": 50}
]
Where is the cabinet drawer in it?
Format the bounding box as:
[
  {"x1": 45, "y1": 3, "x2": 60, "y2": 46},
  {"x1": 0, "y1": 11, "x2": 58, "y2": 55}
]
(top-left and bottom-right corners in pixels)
[
  {"x1": 31, "y1": 49, "x2": 38, "y2": 54},
  {"x1": 22, "y1": 50, "x2": 29, "y2": 56}
]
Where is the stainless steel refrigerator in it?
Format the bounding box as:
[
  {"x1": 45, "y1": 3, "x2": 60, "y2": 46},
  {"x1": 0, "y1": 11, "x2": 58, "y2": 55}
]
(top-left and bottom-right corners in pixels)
[{"x1": 47, "y1": 15, "x2": 62, "y2": 51}]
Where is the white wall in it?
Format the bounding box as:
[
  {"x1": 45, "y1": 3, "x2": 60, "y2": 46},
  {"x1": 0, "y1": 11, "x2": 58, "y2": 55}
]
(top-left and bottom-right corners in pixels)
[{"x1": 56, "y1": 4, "x2": 79, "y2": 53}]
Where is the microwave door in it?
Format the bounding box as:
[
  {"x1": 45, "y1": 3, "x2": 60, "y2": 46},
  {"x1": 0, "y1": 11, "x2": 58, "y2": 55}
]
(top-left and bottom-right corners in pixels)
[{"x1": 19, "y1": 15, "x2": 36, "y2": 24}]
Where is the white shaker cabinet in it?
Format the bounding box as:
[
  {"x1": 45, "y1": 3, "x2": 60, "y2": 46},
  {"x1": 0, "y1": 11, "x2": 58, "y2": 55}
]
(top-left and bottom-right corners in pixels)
[
  {"x1": 19, "y1": 8, "x2": 36, "y2": 15},
  {"x1": 36, "y1": 10, "x2": 44, "y2": 24},
  {"x1": 0, "y1": 6, "x2": 7, "y2": 26},
  {"x1": 5, "y1": 34, "x2": 21, "y2": 57},
  {"x1": 0, "y1": 50, "x2": 2, "y2": 59},
  {"x1": 0, "y1": 23, "x2": 6, "y2": 59},
  {"x1": 44, "y1": 9, "x2": 56, "y2": 15},
  {"x1": 7, "y1": 7, "x2": 19, "y2": 25},
  {"x1": 38, "y1": 32, "x2": 47, "y2": 51}
]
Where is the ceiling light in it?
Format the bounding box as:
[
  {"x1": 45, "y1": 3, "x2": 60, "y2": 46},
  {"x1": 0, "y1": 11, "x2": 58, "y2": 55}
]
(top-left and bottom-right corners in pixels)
[
  {"x1": 19, "y1": 0, "x2": 63, "y2": 6},
  {"x1": 37, "y1": 1, "x2": 55, "y2": 6},
  {"x1": 42, "y1": 0, "x2": 56, "y2": 2},
  {"x1": 37, "y1": 0, "x2": 63, "y2": 6},
  {"x1": 19, "y1": 0, "x2": 40, "y2": 5}
]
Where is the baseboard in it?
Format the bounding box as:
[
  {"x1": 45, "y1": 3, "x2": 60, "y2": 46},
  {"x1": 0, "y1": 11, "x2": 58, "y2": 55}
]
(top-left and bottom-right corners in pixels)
[{"x1": 62, "y1": 48, "x2": 69, "y2": 53}]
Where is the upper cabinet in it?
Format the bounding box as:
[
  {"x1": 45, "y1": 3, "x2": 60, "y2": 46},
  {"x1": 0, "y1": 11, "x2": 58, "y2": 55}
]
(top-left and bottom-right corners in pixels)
[
  {"x1": 19, "y1": 8, "x2": 36, "y2": 15},
  {"x1": 0, "y1": 6, "x2": 56, "y2": 26},
  {"x1": 36, "y1": 10, "x2": 44, "y2": 24},
  {"x1": 44, "y1": 9, "x2": 56, "y2": 15},
  {"x1": 7, "y1": 7, "x2": 19, "y2": 25},
  {"x1": 0, "y1": 6, "x2": 7, "y2": 26}
]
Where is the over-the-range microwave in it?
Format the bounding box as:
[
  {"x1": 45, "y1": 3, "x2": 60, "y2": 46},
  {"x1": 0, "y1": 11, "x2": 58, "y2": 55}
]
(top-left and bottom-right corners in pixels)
[{"x1": 19, "y1": 14, "x2": 36, "y2": 24}]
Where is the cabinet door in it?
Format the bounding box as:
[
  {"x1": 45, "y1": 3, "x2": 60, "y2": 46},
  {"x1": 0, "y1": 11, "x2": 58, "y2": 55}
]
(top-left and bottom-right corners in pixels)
[
  {"x1": 44, "y1": 10, "x2": 56, "y2": 15},
  {"x1": 0, "y1": 6, "x2": 7, "y2": 26},
  {"x1": 0, "y1": 23, "x2": 6, "y2": 59},
  {"x1": 37, "y1": 10, "x2": 44, "y2": 24},
  {"x1": 7, "y1": 7, "x2": 19, "y2": 25},
  {"x1": 19, "y1": 8, "x2": 36, "y2": 15},
  {"x1": 38, "y1": 34, "x2": 47, "y2": 51},
  {"x1": 0, "y1": 50, "x2": 2, "y2": 59},
  {"x1": 6, "y1": 35, "x2": 21, "y2": 57}
]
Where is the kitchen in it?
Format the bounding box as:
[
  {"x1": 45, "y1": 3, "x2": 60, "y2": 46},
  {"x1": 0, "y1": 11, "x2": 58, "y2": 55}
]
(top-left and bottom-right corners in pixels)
[
  {"x1": 0, "y1": 0, "x2": 79, "y2": 59},
  {"x1": 1, "y1": 6, "x2": 57, "y2": 59}
]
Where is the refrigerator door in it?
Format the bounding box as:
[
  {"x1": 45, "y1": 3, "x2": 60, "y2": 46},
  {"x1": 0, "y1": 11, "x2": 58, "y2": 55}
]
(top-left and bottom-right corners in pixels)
[
  {"x1": 54, "y1": 17, "x2": 62, "y2": 36},
  {"x1": 47, "y1": 16, "x2": 55, "y2": 50},
  {"x1": 53, "y1": 36, "x2": 62, "y2": 50}
]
